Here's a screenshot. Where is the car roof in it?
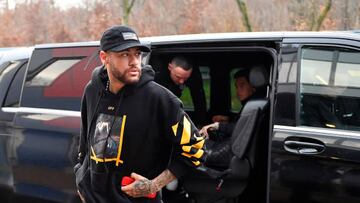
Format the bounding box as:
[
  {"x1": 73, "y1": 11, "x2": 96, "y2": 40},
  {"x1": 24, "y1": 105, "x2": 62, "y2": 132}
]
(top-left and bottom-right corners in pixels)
[
  {"x1": 34, "y1": 31, "x2": 360, "y2": 49},
  {"x1": 0, "y1": 47, "x2": 33, "y2": 64},
  {"x1": 144, "y1": 31, "x2": 360, "y2": 44}
]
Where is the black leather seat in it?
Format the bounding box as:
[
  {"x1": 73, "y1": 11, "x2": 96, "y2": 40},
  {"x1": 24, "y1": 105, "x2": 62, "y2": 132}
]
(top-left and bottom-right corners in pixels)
[{"x1": 182, "y1": 65, "x2": 270, "y2": 203}]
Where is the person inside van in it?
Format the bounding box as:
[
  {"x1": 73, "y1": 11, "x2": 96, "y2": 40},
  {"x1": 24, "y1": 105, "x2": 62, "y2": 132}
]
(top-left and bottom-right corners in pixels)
[
  {"x1": 200, "y1": 69, "x2": 256, "y2": 138},
  {"x1": 155, "y1": 56, "x2": 207, "y2": 126},
  {"x1": 198, "y1": 69, "x2": 258, "y2": 167}
]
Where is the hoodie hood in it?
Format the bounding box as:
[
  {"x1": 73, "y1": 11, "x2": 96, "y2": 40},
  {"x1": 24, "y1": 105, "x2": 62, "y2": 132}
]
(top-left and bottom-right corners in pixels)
[
  {"x1": 90, "y1": 65, "x2": 107, "y2": 92},
  {"x1": 90, "y1": 64, "x2": 155, "y2": 96},
  {"x1": 138, "y1": 64, "x2": 155, "y2": 87}
]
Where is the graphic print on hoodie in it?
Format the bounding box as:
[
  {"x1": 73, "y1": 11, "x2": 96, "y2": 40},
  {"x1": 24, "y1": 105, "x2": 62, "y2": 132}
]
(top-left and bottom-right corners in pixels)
[
  {"x1": 92, "y1": 113, "x2": 125, "y2": 166},
  {"x1": 90, "y1": 91, "x2": 126, "y2": 167}
]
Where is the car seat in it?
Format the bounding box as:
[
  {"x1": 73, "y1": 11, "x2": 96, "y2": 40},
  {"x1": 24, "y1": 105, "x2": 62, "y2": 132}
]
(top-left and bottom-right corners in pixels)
[{"x1": 182, "y1": 65, "x2": 270, "y2": 203}]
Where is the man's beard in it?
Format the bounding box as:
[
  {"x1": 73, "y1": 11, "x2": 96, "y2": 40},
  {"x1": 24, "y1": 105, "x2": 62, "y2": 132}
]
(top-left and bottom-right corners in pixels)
[{"x1": 109, "y1": 62, "x2": 141, "y2": 85}]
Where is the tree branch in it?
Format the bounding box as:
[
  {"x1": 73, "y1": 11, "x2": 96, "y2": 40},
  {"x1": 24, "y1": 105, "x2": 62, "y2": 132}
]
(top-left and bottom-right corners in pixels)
[
  {"x1": 313, "y1": 0, "x2": 332, "y2": 31},
  {"x1": 235, "y1": 0, "x2": 252, "y2": 32}
]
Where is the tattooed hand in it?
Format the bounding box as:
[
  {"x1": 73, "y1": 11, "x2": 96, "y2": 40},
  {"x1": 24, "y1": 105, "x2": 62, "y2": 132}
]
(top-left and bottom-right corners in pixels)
[
  {"x1": 121, "y1": 170, "x2": 176, "y2": 198},
  {"x1": 121, "y1": 173, "x2": 157, "y2": 198}
]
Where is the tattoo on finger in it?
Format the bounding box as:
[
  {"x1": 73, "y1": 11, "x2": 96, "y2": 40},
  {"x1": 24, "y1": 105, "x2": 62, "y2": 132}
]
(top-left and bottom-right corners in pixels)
[{"x1": 133, "y1": 179, "x2": 152, "y2": 197}]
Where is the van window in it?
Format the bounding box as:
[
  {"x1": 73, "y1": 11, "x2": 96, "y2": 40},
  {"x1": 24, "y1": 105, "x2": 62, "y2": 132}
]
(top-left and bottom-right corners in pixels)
[
  {"x1": 0, "y1": 61, "x2": 20, "y2": 82},
  {"x1": 22, "y1": 55, "x2": 100, "y2": 111},
  {"x1": 299, "y1": 46, "x2": 360, "y2": 131},
  {"x1": 230, "y1": 68, "x2": 242, "y2": 112},
  {"x1": 4, "y1": 62, "x2": 27, "y2": 107},
  {"x1": 27, "y1": 59, "x2": 81, "y2": 86}
]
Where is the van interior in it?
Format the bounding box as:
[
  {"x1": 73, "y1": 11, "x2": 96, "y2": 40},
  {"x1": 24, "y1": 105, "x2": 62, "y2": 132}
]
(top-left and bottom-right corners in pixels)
[{"x1": 149, "y1": 48, "x2": 275, "y2": 203}]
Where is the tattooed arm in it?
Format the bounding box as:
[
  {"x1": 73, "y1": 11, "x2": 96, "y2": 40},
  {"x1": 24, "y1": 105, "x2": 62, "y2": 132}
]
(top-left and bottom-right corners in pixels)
[{"x1": 121, "y1": 170, "x2": 176, "y2": 198}]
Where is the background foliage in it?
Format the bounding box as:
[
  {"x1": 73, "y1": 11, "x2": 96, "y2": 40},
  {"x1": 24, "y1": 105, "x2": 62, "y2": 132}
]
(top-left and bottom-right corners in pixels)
[{"x1": 0, "y1": 0, "x2": 359, "y2": 47}]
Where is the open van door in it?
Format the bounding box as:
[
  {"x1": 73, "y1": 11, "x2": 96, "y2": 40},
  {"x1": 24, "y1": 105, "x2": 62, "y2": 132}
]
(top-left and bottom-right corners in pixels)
[{"x1": 147, "y1": 35, "x2": 279, "y2": 203}]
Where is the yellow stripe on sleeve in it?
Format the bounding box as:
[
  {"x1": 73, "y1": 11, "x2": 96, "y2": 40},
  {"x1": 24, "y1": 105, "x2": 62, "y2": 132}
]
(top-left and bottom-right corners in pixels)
[
  {"x1": 180, "y1": 116, "x2": 191, "y2": 145},
  {"x1": 192, "y1": 160, "x2": 201, "y2": 166},
  {"x1": 181, "y1": 149, "x2": 204, "y2": 159},
  {"x1": 181, "y1": 152, "x2": 192, "y2": 158},
  {"x1": 182, "y1": 139, "x2": 205, "y2": 153},
  {"x1": 182, "y1": 145, "x2": 192, "y2": 153},
  {"x1": 172, "y1": 122, "x2": 179, "y2": 136},
  {"x1": 193, "y1": 139, "x2": 205, "y2": 149},
  {"x1": 192, "y1": 149, "x2": 204, "y2": 159}
]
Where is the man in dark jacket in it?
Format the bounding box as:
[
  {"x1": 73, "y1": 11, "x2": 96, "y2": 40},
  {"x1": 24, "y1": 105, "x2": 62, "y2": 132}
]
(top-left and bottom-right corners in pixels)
[
  {"x1": 155, "y1": 56, "x2": 207, "y2": 126},
  {"x1": 74, "y1": 25, "x2": 205, "y2": 203}
]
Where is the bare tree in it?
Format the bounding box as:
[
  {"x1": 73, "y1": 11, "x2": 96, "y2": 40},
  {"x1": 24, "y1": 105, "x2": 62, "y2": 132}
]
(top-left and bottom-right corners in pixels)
[
  {"x1": 340, "y1": 0, "x2": 350, "y2": 30},
  {"x1": 122, "y1": 0, "x2": 136, "y2": 25},
  {"x1": 1, "y1": 0, "x2": 360, "y2": 47},
  {"x1": 311, "y1": 0, "x2": 332, "y2": 31},
  {"x1": 235, "y1": 0, "x2": 252, "y2": 31}
]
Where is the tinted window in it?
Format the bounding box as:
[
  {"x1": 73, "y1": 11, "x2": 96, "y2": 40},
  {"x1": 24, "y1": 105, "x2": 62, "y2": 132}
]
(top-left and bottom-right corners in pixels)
[
  {"x1": 4, "y1": 62, "x2": 27, "y2": 107},
  {"x1": 274, "y1": 45, "x2": 298, "y2": 126},
  {"x1": 27, "y1": 59, "x2": 80, "y2": 86},
  {"x1": 230, "y1": 68, "x2": 242, "y2": 112},
  {"x1": 22, "y1": 47, "x2": 101, "y2": 111},
  {"x1": 300, "y1": 47, "x2": 360, "y2": 131},
  {"x1": 0, "y1": 61, "x2": 20, "y2": 82}
]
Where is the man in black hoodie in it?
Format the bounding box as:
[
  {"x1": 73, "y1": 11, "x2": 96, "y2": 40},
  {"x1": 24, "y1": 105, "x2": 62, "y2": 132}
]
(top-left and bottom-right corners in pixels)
[{"x1": 74, "y1": 25, "x2": 206, "y2": 203}]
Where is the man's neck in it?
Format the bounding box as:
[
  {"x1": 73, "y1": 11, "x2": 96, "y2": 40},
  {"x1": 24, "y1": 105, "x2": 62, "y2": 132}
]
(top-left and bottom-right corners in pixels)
[{"x1": 109, "y1": 79, "x2": 124, "y2": 94}]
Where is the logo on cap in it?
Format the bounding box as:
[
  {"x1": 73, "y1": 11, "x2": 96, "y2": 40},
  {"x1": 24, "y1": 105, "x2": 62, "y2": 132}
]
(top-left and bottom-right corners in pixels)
[{"x1": 122, "y1": 32, "x2": 138, "y2": 41}]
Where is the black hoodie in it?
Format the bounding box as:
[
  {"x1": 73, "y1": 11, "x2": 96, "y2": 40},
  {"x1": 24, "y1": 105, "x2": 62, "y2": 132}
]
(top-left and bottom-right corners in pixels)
[{"x1": 75, "y1": 65, "x2": 205, "y2": 203}]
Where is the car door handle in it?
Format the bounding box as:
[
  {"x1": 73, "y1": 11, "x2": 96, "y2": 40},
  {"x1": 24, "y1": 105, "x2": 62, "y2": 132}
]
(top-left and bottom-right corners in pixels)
[{"x1": 284, "y1": 140, "x2": 325, "y2": 155}]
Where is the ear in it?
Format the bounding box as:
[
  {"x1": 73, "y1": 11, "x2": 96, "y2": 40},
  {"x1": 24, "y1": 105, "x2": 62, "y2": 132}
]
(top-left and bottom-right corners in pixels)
[
  {"x1": 99, "y1": 51, "x2": 108, "y2": 65},
  {"x1": 168, "y1": 63, "x2": 173, "y2": 71}
]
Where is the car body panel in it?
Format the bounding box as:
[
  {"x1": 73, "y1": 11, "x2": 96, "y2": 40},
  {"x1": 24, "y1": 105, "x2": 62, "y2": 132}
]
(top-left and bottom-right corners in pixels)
[{"x1": 270, "y1": 38, "x2": 360, "y2": 203}]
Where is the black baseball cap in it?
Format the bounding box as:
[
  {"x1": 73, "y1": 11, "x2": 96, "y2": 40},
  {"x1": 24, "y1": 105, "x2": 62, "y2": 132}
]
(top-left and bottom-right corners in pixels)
[{"x1": 100, "y1": 25, "x2": 150, "y2": 52}]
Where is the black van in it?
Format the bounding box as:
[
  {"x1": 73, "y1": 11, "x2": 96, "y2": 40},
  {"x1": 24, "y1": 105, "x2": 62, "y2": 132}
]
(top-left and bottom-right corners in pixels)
[{"x1": 0, "y1": 32, "x2": 359, "y2": 203}]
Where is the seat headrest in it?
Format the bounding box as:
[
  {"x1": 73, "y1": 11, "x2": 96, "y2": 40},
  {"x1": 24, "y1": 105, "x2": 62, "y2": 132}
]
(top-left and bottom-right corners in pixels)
[{"x1": 249, "y1": 65, "x2": 269, "y2": 89}]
